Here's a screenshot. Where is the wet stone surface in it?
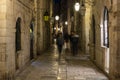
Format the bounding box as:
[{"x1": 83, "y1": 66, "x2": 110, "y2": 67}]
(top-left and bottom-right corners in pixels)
[{"x1": 15, "y1": 45, "x2": 108, "y2": 80}]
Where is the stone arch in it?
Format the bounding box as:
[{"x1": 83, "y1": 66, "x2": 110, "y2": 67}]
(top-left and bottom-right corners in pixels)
[
  {"x1": 91, "y1": 14, "x2": 96, "y2": 60},
  {"x1": 92, "y1": 14, "x2": 96, "y2": 44}
]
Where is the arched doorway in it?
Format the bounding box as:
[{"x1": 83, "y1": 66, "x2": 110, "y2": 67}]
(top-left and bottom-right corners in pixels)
[
  {"x1": 15, "y1": 17, "x2": 21, "y2": 70},
  {"x1": 30, "y1": 20, "x2": 34, "y2": 60},
  {"x1": 92, "y1": 15, "x2": 96, "y2": 60}
]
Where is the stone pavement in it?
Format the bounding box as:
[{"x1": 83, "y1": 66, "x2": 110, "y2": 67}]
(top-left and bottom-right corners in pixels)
[{"x1": 15, "y1": 45, "x2": 109, "y2": 80}]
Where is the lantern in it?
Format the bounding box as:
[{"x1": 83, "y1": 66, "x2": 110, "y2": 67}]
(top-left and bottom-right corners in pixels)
[
  {"x1": 74, "y1": 2, "x2": 80, "y2": 11},
  {"x1": 44, "y1": 11, "x2": 49, "y2": 21}
]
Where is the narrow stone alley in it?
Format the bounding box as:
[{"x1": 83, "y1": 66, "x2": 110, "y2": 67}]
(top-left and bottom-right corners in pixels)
[{"x1": 15, "y1": 45, "x2": 108, "y2": 80}]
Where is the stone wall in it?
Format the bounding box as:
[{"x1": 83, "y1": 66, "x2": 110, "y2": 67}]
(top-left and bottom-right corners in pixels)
[
  {"x1": 0, "y1": 0, "x2": 8, "y2": 79},
  {"x1": 0, "y1": 0, "x2": 34, "y2": 79},
  {"x1": 37, "y1": 0, "x2": 51, "y2": 54},
  {"x1": 90, "y1": 0, "x2": 107, "y2": 69},
  {"x1": 112, "y1": 0, "x2": 120, "y2": 79},
  {"x1": 67, "y1": 0, "x2": 120, "y2": 79},
  {"x1": 37, "y1": 0, "x2": 45, "y2": 54},
  {"x1": 116, "y1": 4, "x2": 120, "y2": 77},
  {"x1": 89, "y1": 0, "x2": 120, "y2": 79}
]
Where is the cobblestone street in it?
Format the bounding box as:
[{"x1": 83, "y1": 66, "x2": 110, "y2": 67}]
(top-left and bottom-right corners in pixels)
[{"x1": 15, "y1": 45, "x2": 108, "y2": 80}]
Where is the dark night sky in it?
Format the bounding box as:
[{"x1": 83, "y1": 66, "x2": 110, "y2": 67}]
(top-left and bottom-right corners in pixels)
[
  {"x1": 53, "y1": 0, "x2": 67, "y2": 21},
  {"x1": 54, "y1": 0, "x2": 61, "y2": 4}
]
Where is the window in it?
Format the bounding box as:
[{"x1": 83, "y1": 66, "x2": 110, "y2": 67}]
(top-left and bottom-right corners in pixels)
[{"x1": 101, "y1": 7, "x2": 109, "y2": 47}]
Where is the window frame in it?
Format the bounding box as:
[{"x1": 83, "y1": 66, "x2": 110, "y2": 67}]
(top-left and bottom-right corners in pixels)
[{"x1": 102, "y1": 6, "x2": 109, "y2": 47}]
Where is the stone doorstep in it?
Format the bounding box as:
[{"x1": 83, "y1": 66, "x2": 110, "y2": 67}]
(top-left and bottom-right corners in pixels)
[
  {"x1": 59, "y1": 62, "x2": 66, "y2": 65},
  {"x1": 58, "y1": 72, "x2": 66, "y2": 76},
  {"x1": 57, "y1": 75, "x2": 66, "y2": 80},
  {"x1": 58, "y1": 68, "x2": 67, "y2": 72},
  {"x1": 67, "y1": 74, "x2": 108, "y2": 80},
  {"x1": 57, "y1": 75, "x2": 66, "y2": 79},
  {"x1": 58, "y1": 70, "x2": 67, "y2": 72},
  {"x1": 58, "y1": 60, "x2": 66, "y2": 64},
  {"x1": 74, "y1": 76, "x2": 86, "y2": 80},
  {"x1": 74, "y1": 76, "x2": 108, "y2": 80},
  {"x1": 40, "y1": 75, "x2": 57, "y2": 80},
  {"x1": 86, "y1": 78, "x2": 108, "y2": 80}
]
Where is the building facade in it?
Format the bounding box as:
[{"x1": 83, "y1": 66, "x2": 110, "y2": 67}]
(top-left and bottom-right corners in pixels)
[
  {"x1": 0, "y1": 0, "x2": 120, "y2": 80},
  {"x1": 86, "y1": 0, "x2": 120, "y2": 80},
  {"x1": 68, "y1": 0, "x2": 120, "y2": 80},
  {"x1": 0, "y1": 0, "x2": 52, "y2": 79}
]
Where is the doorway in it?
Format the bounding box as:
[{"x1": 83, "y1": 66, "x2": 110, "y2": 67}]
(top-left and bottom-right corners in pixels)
[
  {"x1": 92, "y1": 15, "x2": 96, "y2": 61},
  {"x1": 104, "y1": 7, "x2": 109, "y2": 73},
  {"x1": 101, "y1": 6, "x2": 110, "y2": 73},
  {"x1": 30, "y1": 20, "x2": 34, "y2": 60},
  {"x1": 15, "y1": 17, "x2": 21, "y2": 70}
]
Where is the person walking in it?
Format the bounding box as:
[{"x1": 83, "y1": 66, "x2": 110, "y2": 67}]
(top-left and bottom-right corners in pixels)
[{"x1": 56, "y1": 32, "x2": 64, "y2": 60}]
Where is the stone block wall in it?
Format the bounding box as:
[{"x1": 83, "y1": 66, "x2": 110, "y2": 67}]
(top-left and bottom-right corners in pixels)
[
  {"x1": 0, "y1": 0, "x2": 35, "y2": 79},
  {"x1": 114, "y1": 0, "x2": 120, "y2": 79},
  {"x1": 0, "y1": 0, "x2": 7, "y2": 79},
  {"x1": 105, "y1": 0, "x2": 119, "y2": 80},
  {"x1": 37, "y1": 0, "x2": 51, "y2": 54},
  {"x1": 89, "y1": 0, "x2": 120, "y2": 79},
  {"x1": 108, "y1": 0, "x2": 118, "y2": 79},
  {"x1": 91, "y1": 0, "x2": 107, "y2": 70},
  {"x1": 37, "y1": 0, "x2": 45, "y2": 54}
]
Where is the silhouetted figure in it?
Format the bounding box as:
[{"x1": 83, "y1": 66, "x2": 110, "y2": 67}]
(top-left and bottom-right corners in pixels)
[{"x1": 70, "y1": 31, "x2": 79, "y2": 56}]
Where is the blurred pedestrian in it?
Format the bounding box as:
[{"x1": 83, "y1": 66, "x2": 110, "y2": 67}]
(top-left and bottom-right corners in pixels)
[
  {"x1": 63, "y1": 32, "x2": 69, "y2": 49},
  {"x1": 56, "y1": 32, "x2": 64, "y2": 60}
]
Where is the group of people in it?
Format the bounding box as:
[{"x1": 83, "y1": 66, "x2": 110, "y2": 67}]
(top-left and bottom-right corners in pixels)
[{"x1": 56, "y1": 31, "x2": 79, "y2": 60}]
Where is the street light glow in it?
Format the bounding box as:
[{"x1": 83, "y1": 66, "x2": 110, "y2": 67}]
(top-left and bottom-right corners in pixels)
[
  {"x1": 55, "y1": 15, "x2": 59, "y2": 21},
  {"x1": 65, "y1": 21, "x2": 68, "y2": 25},
  {"x1": 58, "y1": 28, "x2": 60, "y2": 31},
  {"x1": 74, "y1": 2, "x2": 80, "y2": 11},
  {"x1": 54, "y1": 27, "x2": 56, "y2": 30}
]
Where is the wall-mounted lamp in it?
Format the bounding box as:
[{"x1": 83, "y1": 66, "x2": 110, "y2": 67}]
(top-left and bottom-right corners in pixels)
[
  {"x1": 74, "y1": 0, "x2": 86, "y2": 16},
  {"x1": 44, "y1": 11, "x2": 49, "y2": 21},
  {"x1": 54, "y1": 27, "x2": 56, "y2": 30},
  {"x1": 74, "y1": 2, "x2": 80, "y2": 11},
  {"x1": 58, "y1": 28, "x2": 61, "y2": 31}
]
